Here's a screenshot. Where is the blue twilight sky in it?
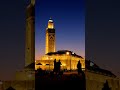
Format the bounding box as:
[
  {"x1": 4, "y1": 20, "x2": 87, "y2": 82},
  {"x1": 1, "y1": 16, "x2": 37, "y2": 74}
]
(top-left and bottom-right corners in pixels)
[{"x1": 35, "y1": 0, "x2": 85, "y2": 60}]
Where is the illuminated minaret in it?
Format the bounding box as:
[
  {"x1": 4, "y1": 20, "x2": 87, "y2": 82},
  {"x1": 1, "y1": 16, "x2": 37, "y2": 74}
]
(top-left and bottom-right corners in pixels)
[
  {"x1": 45, "y1": 18, "x2": 56, "y2": 54},
  {"x1": 25, "y1": 0, "x2": 35, "y2": 67}
]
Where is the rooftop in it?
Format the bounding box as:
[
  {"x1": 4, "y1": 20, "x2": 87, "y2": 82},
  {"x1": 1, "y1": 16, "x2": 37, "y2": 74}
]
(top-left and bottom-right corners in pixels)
[
  {"x1": 46, "y1": 50, "x2": 84, "y2": 59},
  {"x1": 85, "y1": 60, "x2": 116, "y2": 77}
]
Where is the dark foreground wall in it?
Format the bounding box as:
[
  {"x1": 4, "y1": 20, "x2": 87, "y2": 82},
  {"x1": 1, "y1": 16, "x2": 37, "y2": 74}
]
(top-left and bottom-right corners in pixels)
[{"x1": 35, "y1": 73, "x2": 86, "y2": 90}]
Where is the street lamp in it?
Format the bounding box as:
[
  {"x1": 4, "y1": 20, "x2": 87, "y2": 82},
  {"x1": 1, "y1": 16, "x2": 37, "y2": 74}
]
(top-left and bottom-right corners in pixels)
[{"x1": 66, "y1": 52, "x2": 69, "y2": 55}]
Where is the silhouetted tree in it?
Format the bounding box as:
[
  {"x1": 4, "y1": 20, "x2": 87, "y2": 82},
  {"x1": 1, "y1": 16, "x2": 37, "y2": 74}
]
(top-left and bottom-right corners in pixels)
[
  {"x1": 77, "y1": 60, "x2": 82, "y2": 74},
  {"x1": 102, "y1": 81, "x2": 111, "y2": 90}
]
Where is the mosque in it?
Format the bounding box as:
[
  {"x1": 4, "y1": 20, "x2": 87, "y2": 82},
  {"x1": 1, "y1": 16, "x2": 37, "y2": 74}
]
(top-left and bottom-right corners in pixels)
[{"x1": 35, "y1": 18, "x2": 85, "y2": 71}]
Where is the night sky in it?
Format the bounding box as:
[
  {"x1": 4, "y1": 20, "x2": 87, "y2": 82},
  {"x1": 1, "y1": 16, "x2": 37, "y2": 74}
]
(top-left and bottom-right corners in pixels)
[
  {"x1": 86, "y1": 0, "x2": 120, "y2": 77},
  {"x1": 0, "y1": 1, "x2": 26, "y2": 80},
  {"x1": 35, "y1": 0, "x2": 85, "y2": 60}
]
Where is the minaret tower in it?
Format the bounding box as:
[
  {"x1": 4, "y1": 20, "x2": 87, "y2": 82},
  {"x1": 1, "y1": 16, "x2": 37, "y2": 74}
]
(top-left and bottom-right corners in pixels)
[
  {"x1": 25, "y1": 0, "x2": 35, "y2": 67},
  {"x1": 45, "y1": 18, "x2": 56, "y2": 54}
]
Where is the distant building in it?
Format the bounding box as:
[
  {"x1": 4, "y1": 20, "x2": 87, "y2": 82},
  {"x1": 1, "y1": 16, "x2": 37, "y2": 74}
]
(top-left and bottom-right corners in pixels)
[{"x1": 35, "y1": 50, "x2": 85, "y2": 71}]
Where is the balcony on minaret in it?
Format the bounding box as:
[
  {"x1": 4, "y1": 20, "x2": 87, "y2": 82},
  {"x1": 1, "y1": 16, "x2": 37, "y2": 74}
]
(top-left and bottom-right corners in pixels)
[{"x1": 48, "y1": 18, "x2": 54, "y2": 29}]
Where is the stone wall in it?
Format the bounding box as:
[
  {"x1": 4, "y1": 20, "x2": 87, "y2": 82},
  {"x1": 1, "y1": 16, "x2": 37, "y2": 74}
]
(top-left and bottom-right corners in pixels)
[
  {"x1": 1, "y1": 70, "x2": 120, "y2": 90},
  {"x1": 1, "y1": 80, "x2": 35, "y2": 90},
  {"x1": 85, "y1": 71, "x2": 120, "y2": 90}
]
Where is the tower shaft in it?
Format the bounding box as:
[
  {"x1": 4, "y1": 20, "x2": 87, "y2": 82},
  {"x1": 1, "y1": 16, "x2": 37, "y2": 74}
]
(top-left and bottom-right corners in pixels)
[
  {"x1": 25, "y1": 2, "x2": 35, "y2": 67},
  {"x1": 45, "y1": 18, "x2": 56, "y2": 54}
]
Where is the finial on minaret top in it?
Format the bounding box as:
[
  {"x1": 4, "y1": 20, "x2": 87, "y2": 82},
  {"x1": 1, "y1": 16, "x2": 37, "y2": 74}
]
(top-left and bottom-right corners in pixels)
[
  {"x1": 48, "y1": 17, "x2": 53, "y2": 22},
  {"x1": 48, "y1": 17, "x2": 54, "y2": 29}
]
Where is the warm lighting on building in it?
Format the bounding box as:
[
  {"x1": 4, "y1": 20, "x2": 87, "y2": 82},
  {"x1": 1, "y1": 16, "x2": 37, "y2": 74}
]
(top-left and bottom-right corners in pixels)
[
  {"x1": 72, "y1": 52, "x2": 75, "y2": 54},
  {"x1": 46, "y1": 57, "x2": 53, "y2": 60},
  {"x1": 66, "y1": 52, "x2": 70, "y2": 55},
  {"x1": 42, "y1": 63, "x2": 45, "y2": 66},
  {"x1": 62, "y1": 64, "x2": 66, "y2": 66},
  {"x1": 35, "y1": 50, "x2": 85, "y2": 71},
  {"x1": 45, "y1": 18, "x2": 56, "y2": 54},
  {"x1": 48, "y1": 19, "x2": 54, "y2": 29}
]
